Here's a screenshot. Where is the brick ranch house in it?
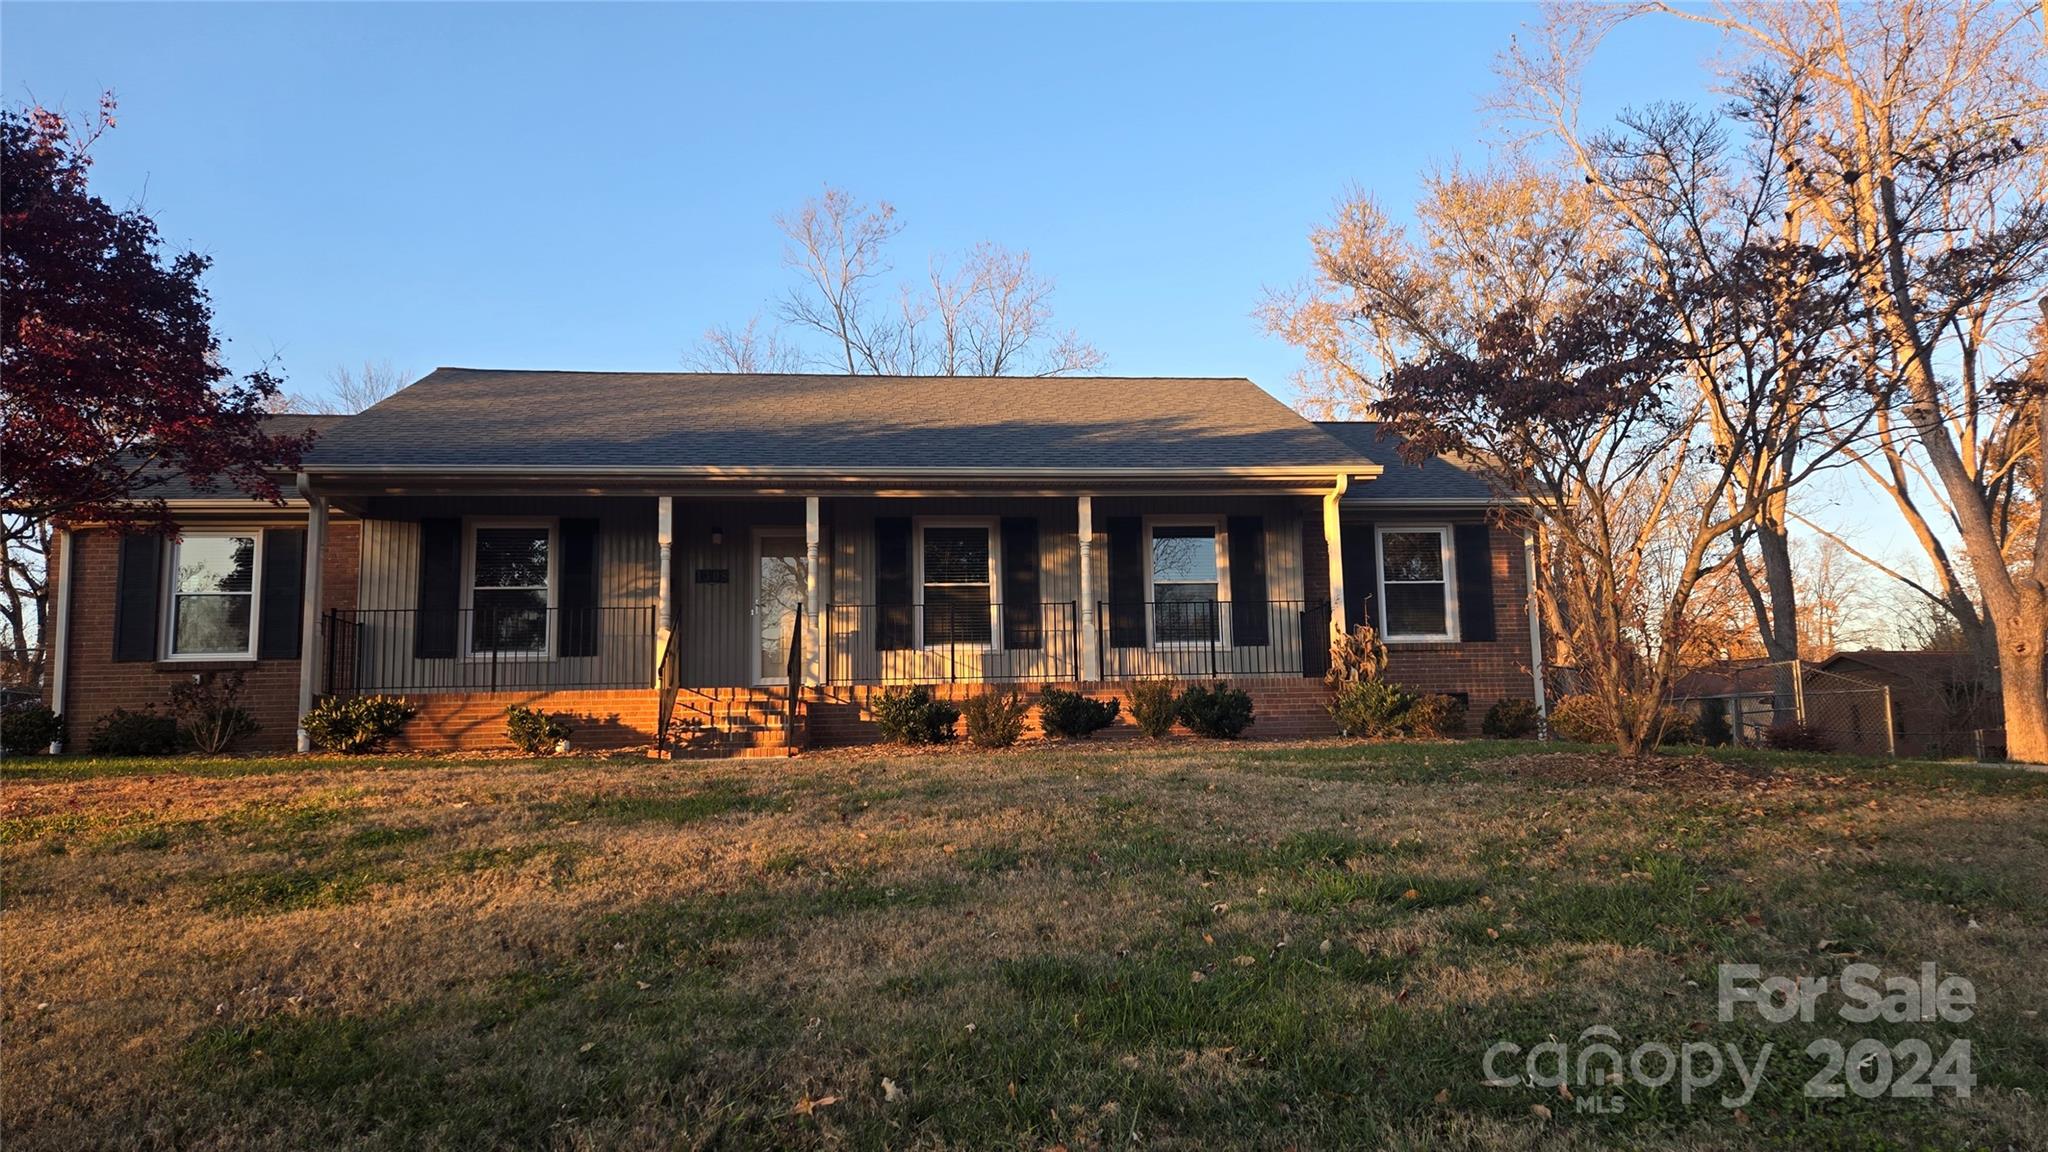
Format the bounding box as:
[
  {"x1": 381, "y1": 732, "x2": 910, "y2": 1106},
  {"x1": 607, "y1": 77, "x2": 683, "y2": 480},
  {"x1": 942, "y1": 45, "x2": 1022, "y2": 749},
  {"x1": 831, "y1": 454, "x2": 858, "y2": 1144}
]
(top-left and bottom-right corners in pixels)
[{"x1": 44, "y1": 370, "x2": 1548, "y2": 756}]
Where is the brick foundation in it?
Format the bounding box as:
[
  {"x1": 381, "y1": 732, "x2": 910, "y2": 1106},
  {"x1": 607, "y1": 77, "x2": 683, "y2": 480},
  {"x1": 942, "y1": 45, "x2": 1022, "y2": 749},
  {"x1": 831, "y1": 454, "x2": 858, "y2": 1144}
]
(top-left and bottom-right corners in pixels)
[
  {"x1": 805, "y1": 678, "x2": 1340, "y2": 747},
  {"x1": 50, "y1": 522, "x2": 360, "y2": 753},
  {"x1": 398, "y1": 690, "x2": 660, "y2": 752}
]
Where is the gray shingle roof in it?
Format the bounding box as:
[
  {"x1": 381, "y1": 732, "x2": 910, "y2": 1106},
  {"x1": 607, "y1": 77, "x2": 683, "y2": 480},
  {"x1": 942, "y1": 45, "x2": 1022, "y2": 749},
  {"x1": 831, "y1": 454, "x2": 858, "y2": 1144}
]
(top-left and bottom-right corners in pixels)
[
  {"x1": 139, "y1": 414, "x2": 350, "y2": 500},
  {"x1": 1315, "y1": 421, "x2": 1501, "y2": 504},
  {"x1": 302, "y1": 369, "x2": 1371, "y2": 474}
]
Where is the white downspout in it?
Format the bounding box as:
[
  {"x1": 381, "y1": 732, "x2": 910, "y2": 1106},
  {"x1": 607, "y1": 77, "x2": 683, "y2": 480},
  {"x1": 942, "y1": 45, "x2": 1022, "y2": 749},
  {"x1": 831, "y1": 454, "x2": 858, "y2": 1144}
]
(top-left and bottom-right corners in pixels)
[
  {"x1": 1524, "y1": 525, "x2": 1548, "y2": 735},
  {"x1": 46, "y1": 527, "x2": 74, "y2": 753}
]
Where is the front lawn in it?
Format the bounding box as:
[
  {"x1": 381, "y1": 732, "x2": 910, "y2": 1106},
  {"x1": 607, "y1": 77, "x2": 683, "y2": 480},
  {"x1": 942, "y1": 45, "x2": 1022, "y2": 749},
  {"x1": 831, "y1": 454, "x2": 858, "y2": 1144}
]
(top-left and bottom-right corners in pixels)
[{"x1": 4, "y1": 740, "x2": 2043, "y2": 1149}]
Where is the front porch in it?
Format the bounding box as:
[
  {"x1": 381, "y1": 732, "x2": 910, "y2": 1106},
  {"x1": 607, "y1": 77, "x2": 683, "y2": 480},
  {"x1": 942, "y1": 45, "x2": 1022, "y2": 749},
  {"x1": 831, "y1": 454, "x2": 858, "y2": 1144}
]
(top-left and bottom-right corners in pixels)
[{"x1": 305, "y1": 487, "x2": 1354, "y2": 754}]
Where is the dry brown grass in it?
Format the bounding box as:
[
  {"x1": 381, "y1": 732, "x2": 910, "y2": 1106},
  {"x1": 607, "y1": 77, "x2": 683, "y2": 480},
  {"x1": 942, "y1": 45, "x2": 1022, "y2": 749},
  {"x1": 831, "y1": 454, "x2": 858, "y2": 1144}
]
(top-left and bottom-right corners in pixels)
[{"x1": 3, "y1": 740, "x2": 2044, "y2": 1150}]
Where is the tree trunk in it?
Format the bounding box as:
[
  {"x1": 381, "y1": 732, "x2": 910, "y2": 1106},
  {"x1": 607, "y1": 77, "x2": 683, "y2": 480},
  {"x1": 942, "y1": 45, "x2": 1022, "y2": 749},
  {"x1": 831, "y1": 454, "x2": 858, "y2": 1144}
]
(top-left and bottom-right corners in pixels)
[{"x1": 1998, "y1": 590, "x2": 2048, "y2": 764}]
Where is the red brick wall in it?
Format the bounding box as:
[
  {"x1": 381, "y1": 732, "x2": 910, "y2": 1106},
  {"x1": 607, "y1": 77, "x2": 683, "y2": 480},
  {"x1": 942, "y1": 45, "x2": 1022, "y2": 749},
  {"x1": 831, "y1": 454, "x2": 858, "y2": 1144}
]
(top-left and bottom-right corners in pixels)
[
  {"x1": 399, "y1": 690, "x2": 659, "y2": 751},
  {"x1": 50, "y1": 521, "x2": 361, "y2": 753},
  {"x1": 805, "y1": 678, "x2": 1340, "y2": 747},
  {"x1": 1378, "y1": 526, "x2": 1539, "y2": 723}
]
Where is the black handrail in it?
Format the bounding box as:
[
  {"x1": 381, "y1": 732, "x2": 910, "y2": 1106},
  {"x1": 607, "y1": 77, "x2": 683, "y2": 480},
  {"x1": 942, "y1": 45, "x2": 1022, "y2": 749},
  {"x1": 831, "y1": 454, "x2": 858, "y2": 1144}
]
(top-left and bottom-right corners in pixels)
[
  {"x1": 823, "y1": 601, "x2": 1081, "y2": 684},
  {"x1": 1096, "y1": 599, "x2": 1330, "y2": 680},
  {"x1": 320, "y1": 606, "x2": 656, "y2": 695}
]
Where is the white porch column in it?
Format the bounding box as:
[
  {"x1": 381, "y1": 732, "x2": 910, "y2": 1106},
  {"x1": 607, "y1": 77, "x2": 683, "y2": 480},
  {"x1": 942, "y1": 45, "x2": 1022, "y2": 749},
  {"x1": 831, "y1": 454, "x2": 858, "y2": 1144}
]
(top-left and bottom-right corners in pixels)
[
  {"x1": 1323, "y1": 476, "x2": 1348, "y2": 638},
  {"x1": 655, "y1": 496, "x2": 674, "y2": 689},
  {"x1": 804, "y1": 496, "x2": 822, "y2": 687},
  {"x1": 295, "y1": 495, "x2": 329, "y2": 753},
  {"x1": 1077, "y1": 495, "x2": 1100, "y2": 682},
  {"x1": 46, "y1": 527, "x2": 73, "y2": 753}
]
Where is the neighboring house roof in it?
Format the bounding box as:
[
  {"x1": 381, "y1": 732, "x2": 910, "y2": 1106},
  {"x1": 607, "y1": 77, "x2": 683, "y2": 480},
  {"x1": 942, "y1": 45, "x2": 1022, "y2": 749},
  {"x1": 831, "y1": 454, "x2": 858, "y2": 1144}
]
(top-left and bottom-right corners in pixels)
[
  {"x1": 301, "y1": 369, "x2": 1374, "y2": 476},
  {"x1": 1671, "y1": 658, "x2": 1781, "y2": 698},
  {"x1": 1818, "y1": 650, "x2": 1991, "y2": 683},
  {"x1": 139, "y1": 414, "x2": 350, "y2": 501},
  {"x1": 1314, "y1": 421, "x2": 1500, "y2": 504}
]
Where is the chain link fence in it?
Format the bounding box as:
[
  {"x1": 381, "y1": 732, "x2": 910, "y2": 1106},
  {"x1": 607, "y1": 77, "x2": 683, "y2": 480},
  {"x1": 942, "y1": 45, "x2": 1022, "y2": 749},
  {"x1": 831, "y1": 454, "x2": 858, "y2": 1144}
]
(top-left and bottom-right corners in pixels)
[{"x1": 1675, "y1": 658, "x2": 2006, "y2": 760}]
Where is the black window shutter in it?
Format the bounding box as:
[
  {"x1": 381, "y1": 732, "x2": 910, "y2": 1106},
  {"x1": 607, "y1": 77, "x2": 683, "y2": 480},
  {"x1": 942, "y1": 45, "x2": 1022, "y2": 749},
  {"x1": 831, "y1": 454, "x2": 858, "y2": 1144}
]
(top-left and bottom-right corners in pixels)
[
  {"x1": 1453, "y1": 523, "x2": 1497, "y2": 642},
  {"x1": 113, "y1": 534, "x2": 164, "y2": 662},
  {"x1": 415, "y1": 518, "x2": 461, "y2": 659},
  {"x1": 1000, "y1": 517, "x2": 1042, "y2": 650},
  {"x1": 558, "y1": 518, "x2": 600, "y2": 658},
  {"x1": 1106, "y1": 516, "x2": 1145, "y2": 648},
  {"x1": 1341, "y1": 522, "x2": 1377, "y2": 637},
  {"x1": 1226, "y1": 515, "x2": 1270, "y2": 646},
  {"x1": 257, "y1": 529, "x2": 306, "y2": 660},
  {"x1": 875, "y1": 516, "x2": 913, "y2": 651}
]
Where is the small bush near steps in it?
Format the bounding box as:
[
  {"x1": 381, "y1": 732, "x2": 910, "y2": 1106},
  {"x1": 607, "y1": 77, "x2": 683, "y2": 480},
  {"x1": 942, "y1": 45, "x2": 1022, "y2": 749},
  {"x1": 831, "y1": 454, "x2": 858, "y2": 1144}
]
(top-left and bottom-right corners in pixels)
[
  {"x1": 1037, "y1": 687, "x2": 1119, "y2": 739},
  {"x1": 961, "y1": 690, "x2": 1029, "y2": 749},
  {"x1": 303, "y1": 695, "x2": 419, "y2": 754},
  {"x1": 1175, "y1": 683, "x2": 1254, "y2": 739},
  {"x1": 505, "y1": 705, "x2": 574, "y2": 754},
  {"x1": 872, "y1": 685, "x2": 959, "y2": 745},
  {"x1": 1126, "y1": 679, "x2": 1180, "y2": 738}
]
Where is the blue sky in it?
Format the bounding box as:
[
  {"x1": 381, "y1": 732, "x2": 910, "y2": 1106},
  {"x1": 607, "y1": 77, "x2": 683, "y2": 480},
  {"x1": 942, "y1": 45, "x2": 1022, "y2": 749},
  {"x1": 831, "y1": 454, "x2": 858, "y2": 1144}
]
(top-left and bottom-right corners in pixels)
[{"x1": 2, "y1": 2, "x2": 1727, "y2": 406}]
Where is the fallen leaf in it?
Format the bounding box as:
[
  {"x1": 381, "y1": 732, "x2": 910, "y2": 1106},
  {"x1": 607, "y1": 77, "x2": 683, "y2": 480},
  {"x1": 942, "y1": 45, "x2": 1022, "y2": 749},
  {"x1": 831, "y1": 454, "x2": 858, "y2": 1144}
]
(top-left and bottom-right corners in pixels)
[
  {"x1": 1433, "y1": 1088, "x2": 1450, "y2": 1104},
  {"x1": 1402, "y1": 888, "x2": 1421, "y2": 901},
  {"x1": 1530, "y1": 1103, "x2": 1552, "y2": 1121},
  {"x1": 1190, "y1": 970, "x2": 1207, "y2": 983},
  {"x1": 1233, "y1": 955, "x2": 1257, "y2": 967},
  {"x1": 882, "y1": 1077, "x2": 905, "y2": 1103},
  {"x1": 578, "y1": 1042, "x2": 594, "y2": 1053},
  {"x1": 792, "y1": 1094, "x2": 841, "y2": 1116}
]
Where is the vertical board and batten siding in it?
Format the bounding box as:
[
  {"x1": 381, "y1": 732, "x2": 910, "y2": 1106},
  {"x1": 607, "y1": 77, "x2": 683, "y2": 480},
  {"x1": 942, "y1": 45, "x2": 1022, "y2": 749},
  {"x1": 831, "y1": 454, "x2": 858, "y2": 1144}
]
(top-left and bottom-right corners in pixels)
[
  {"x1": 351, "y1": 497, "x2": 658, "y2": 691},
  {"x1": 669, "y1": 498, "x2": 809, "y2": 687},
  {"x1": 825, "y1": 495, "x2": 1311, "y2": 683}
]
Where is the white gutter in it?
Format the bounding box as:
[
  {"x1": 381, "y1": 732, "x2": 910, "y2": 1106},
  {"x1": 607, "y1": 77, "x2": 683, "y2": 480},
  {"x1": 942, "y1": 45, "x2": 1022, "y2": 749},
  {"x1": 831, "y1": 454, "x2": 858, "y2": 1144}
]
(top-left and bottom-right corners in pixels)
[
  {"x1": 1524, "y1": 526, "x2": 1548, "y2": 735},
  {"x1": 46, "y1": 527, "x2": 73, "y2": 753}
]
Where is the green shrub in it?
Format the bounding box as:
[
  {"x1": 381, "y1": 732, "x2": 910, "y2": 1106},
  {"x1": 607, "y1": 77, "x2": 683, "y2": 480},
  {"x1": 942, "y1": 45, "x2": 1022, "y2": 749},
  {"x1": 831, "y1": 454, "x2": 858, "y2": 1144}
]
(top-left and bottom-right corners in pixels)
[
  {"x1": 1037, "y1": 687, "x2": 1119, "y2": 739},
  {"x1": 1176, "y1": 683, "x2": 1254, "y2": 739},
  {"x1": 1406, "y1": 693, "x2": 1468, "y2": 738},
  {"x1": 872, "y1": 685, "x2": 958, "y2": 745},
  {"x1": 1763, "y1": 721, "x2": 1834, "y2": 753},
  {"x1": 1548, "y1": 694, "x2": 1696, "y2": 745},
  {"x1": 961, "y1": 690, "x2": 1029, "y2": 749},
  {"x1": 87, "y1": 707, "x2": 180, "y2": 756},
  {"x1": 1328, "y1": 680, "x2": 1416, "y2": 738},
  {"x1": 1697, "y1": 698, "x2": 1733, "y2": 746},
  {"x1": 169, "y1": 671, "x2": 260, "y2": 755},
  {"x1": 1480, "y1": 697, "x2": 1541, "y2": 739},
  {"x1": 1126, "y1": 679, "x2": 1181, "y2": 738},
  {"x1": 1, "y1": 702, "x2": 61, "y2": 755},
  {"x1": 303, "y1": 695, "x2": 419, "y2": 754},
  {"x1": 505, "y1": 705, "x2": 573, "y2": 754}
]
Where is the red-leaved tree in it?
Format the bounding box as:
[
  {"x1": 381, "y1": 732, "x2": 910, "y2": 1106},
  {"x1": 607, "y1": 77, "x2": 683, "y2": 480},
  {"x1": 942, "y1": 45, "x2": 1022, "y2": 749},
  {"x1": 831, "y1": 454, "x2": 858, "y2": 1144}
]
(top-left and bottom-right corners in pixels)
[{"x1": 1, "y1": 96, "x2": 309, "y2": 672}]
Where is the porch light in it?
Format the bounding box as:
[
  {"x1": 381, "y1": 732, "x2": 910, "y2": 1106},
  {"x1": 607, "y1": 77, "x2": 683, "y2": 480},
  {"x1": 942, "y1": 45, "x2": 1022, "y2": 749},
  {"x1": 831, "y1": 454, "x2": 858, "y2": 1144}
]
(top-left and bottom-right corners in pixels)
[{"x1": 711, "y1": 526, "x2": 724, "y2": 545}]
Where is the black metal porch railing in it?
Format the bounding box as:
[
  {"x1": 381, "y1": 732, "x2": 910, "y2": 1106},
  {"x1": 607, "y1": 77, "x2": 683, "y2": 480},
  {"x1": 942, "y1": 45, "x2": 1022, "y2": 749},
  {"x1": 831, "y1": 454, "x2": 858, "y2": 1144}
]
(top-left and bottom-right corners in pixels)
[
  {"x1": 1097, "y1": 599, "x2": 1330, "y2": 680},
  {"x1": 321, "y1": 606, "x2": 656, "y2": 695},
  {"x1": 824, "y1": 601, "x2": 1082, "y2": 684}
]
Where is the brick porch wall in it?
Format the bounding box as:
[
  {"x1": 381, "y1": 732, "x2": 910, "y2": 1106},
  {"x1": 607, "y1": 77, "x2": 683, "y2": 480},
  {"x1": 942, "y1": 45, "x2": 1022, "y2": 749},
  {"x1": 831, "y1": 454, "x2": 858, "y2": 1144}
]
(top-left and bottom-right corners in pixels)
[
  {"x1": 805, "y1": 678, "x2": 1339, "y2": 747},
  {"x1": 397, "y1": 690, "x2": 660, "y2": 752},
  {"x1": 50, "y1": 521, "x2": 361, "y2": 753}
]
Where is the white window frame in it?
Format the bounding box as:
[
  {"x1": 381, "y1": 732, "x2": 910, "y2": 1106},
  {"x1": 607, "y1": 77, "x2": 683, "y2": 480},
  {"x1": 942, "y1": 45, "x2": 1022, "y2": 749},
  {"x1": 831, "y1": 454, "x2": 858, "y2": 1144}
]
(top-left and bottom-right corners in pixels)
[
  {"x1": 1374, "y1": 524, "x2": 1458, "y2": 643},
  {"x1": 913, "y1": 517, "x2": 1001, "y2": 651},
  {"x1": 1142, "y1": 515, "x2": 1230, "y2": 649},
  {"x1": 162, "y1": 529, "x2": 265, "y2": 661},
  {"x1": 462, "y1": 517, "x2": 558, "y2": 659}
]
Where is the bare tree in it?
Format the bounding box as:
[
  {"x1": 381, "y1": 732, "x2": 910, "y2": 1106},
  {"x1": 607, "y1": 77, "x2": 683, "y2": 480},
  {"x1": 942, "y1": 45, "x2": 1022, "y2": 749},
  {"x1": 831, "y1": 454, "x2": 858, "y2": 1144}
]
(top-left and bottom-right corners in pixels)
[
  {"x1": 1623, "y1": 0, "x2": 2048, "y2": 760},
  {"x1": 272, "y1": 360, "x2": 410, "y2": 415},
  {"x1": 684, "y1": 315, "x2": 804, "y2": 373},
  {"x1": 690, "y1": 185, "x2": 1104, "y2": 377}
]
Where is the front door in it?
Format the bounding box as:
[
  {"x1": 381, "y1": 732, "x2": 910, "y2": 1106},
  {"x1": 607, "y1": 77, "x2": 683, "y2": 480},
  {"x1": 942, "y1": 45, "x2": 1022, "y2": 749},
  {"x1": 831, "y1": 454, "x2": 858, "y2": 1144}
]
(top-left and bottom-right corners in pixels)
[{"x1": 753, "y1": 532, "x2": 807, "y2": 684}]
